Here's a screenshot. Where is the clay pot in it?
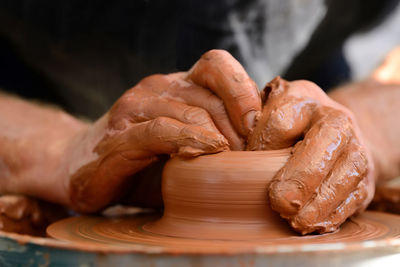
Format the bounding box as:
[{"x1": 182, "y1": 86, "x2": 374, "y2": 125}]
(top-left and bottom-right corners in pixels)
[
  {"x1": 47, "y1": 148, "x2": 400, "y2": 251},
  {"x1": 144, "y1": 149, "x2": 295, "y2": 240}
]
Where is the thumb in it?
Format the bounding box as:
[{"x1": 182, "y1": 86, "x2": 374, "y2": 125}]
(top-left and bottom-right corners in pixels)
[{"x1": 247, "y1": 77, "x2": 316, "y2": 150}]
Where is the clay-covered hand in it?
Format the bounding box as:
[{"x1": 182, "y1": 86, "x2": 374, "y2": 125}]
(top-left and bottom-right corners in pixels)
[
  {"x1": 67, "y1": 50, "x2": 261, "y2": 213},
  {"x1": 247, "y1": 77, "x2": 375, "y2": 234},
  {"x1": 0, "y1": 195, "x2": 68, "y2": 236}
]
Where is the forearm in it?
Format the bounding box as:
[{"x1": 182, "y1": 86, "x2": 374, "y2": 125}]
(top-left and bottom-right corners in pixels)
[
  {"x1": 329, "y1": 80, "x2": 400, "y2": 181},
  {"x1": 0, "y1": 92, "x2": 90, "y2": 205}
]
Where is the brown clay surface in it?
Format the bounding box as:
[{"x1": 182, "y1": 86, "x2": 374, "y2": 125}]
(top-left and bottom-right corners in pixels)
[
  {"x1": 47, "y1": 211, "x2": 400, "y2": 254},
  {"x1": 144, "y1": 149, "x2": 291, "y2": 239},
  {"x1": 47, "y1": 151, "x2": 400, "y2": 254}
]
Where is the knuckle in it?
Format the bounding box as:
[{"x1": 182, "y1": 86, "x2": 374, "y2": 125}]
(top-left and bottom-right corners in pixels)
[
  {"x1": 232, "y1": 72, "x2": 247, "y2": 84},
  {"x1": 182, "y1": 107, "x2": 214, "y2": 130},
  {"x1": 315, "y1": 109, "x2": 353, "y2": 137},
  {"x1": 202, "y1": 49, "x2": 232, "y2": 60},
  {"x1": 149, "y1": 117, "x2": 172, "y2": 132},
  {"x1": 354, "y1": 183, "x2": 369, "y2": 207},
  {"x1": 323, "y1": 109, "x2": 350, "y2": 125},
  {"x1": 350, "y1": 150, "x2": 368, "y2": 176},
  {"x1": 207, "y1": 96, "x2": 227, "y2": 117},
  {"x1": 183, "y1": 106, "x2": 209, "y2": 122},
  {"x1": 114, "y1": 95, "x2": 132, "y2": 112},
  {"x1": 139, "y1": 74, "x2": 166, "y2": 87},
  {"x1": 288, "y1": 80, "x2": 327, "y2": 101},
  {"x1": 293, "y1": 80, "x2": 321, "y2": 93}
]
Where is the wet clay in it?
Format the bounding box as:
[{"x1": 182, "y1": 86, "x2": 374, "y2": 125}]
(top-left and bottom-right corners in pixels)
[
  {"x1": 68, "y1": 50, "x2": 261, "y2": 213},
  {"x1": 247, "y1": 77, "x2": 374, "y2": 234},
  {"x1": 47, "y1": 210, "x2": 400, "y2": 254},
  {"x1": 143, "y1": 150, "x2": 291, "y2": 240},
  {"x1": 0, "y1": 50, "x2": 261, "y2": 216},
  {"x1": 48, "y1": 151, "x2": 400, "y2": 253}
]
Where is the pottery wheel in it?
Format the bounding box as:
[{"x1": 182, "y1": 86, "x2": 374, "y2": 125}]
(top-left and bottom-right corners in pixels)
[
  {"x1": 47, "y1": 211, "x2": 400, "y2": 254},
  {"x1": 48, "y1": 152, "x2": 400, "y2": 254}
]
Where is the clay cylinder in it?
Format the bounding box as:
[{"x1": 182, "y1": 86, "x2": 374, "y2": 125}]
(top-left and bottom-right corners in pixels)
[{"x1": 144, "y1": 149, "x2": 294, "y2": 240}]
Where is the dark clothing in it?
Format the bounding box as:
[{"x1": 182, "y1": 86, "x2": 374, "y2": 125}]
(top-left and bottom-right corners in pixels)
[{"x1": 0, "y1": 0, "x2": 398, "y2": 119}]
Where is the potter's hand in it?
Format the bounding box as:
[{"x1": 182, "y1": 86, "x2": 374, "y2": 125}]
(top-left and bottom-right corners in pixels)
[
  {"x1": 0, "y1": 195, "x2": 67, "y2": 236},
  {"x1": 247, "y1": 77, "x2": 375, "y2": 234},
  {"x1": 68, "y1": 50, "x2": 261, "y2": 213}
]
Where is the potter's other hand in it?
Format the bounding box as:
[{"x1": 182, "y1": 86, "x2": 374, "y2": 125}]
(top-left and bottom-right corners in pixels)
[
  {"x1": 0, "y1": 195, "x2": 67, "y2": 236},
  {"x1": 68, "y1": 50, "x2": 261, "y2": 213},
  {"x1": 247, "y1": 77, "x2": 375, "y2": 234}
]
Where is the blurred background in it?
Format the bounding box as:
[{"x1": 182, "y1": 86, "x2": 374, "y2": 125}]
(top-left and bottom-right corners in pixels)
[{"x1": 0, "y1": 0, "x2": 399, "y2": 119}]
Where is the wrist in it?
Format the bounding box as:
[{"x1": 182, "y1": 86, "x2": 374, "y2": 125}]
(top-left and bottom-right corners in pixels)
[
  {"x1": 0, "y1": 110, "x2": 90, "y2": 205},
  {"x1": 63, "y1": 113, "x2": 110, "y2": 209},
  {"x1": 65, "y1": 113, "x2": 109, "y2": 176},
  {"x1": 329, "y1": 81, "x2": 400, "y2": 181}
]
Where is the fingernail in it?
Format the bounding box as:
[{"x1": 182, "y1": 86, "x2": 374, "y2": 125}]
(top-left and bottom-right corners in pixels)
[
  {"x1": 281, "y1": 191, "x2": 303, "y2": 214},
  {"x1": 242, "y1": 110, "x2": 258, "y2": 134},
  {"x1": 270, "y1": 182, "x2": 304, "y2": 216}
]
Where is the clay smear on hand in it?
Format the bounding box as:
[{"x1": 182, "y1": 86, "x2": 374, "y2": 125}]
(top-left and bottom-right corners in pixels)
[
  {"x1": 248, "y1": 77, "x2": 373, "y2": 234},
  {"x1": 67, "y1": 50, "x2": 263, "y2": 213}
]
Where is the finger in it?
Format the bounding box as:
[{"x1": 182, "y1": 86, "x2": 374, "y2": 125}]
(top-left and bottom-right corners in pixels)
[
  {"x1": 125, "y1": 117, "x2": 229, "y2": 157},
  {"x1": 110, "y1": 90, "x2": 220, "y2": 134},
  {"x1": 296, "y1": 182, "x2": 368, "y2": 234},
  {"x1": 139, "y1": 74, "x2": 244, "y2": 150},
  {"x1": 269, "y1": 108, "x2": 353, "y2": 217},
  {"x1": 289, "y1": 142, "x2": 368, "y2": 234},
  {"x1": 0, "y1": 195, "x2": 39, "y2": 220},
  {"x1": 327, "y1": 182, "x2": 368, "y2": 229},
  {"x1": 187, "y1": 49, "x2": 262, "y2": 136},
  {"x1": 0, "y1": 195, "x2": 68, "y2": 236},
  {"x1": 247, "y1": 77, "x2": 317, "y2": 150}
]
